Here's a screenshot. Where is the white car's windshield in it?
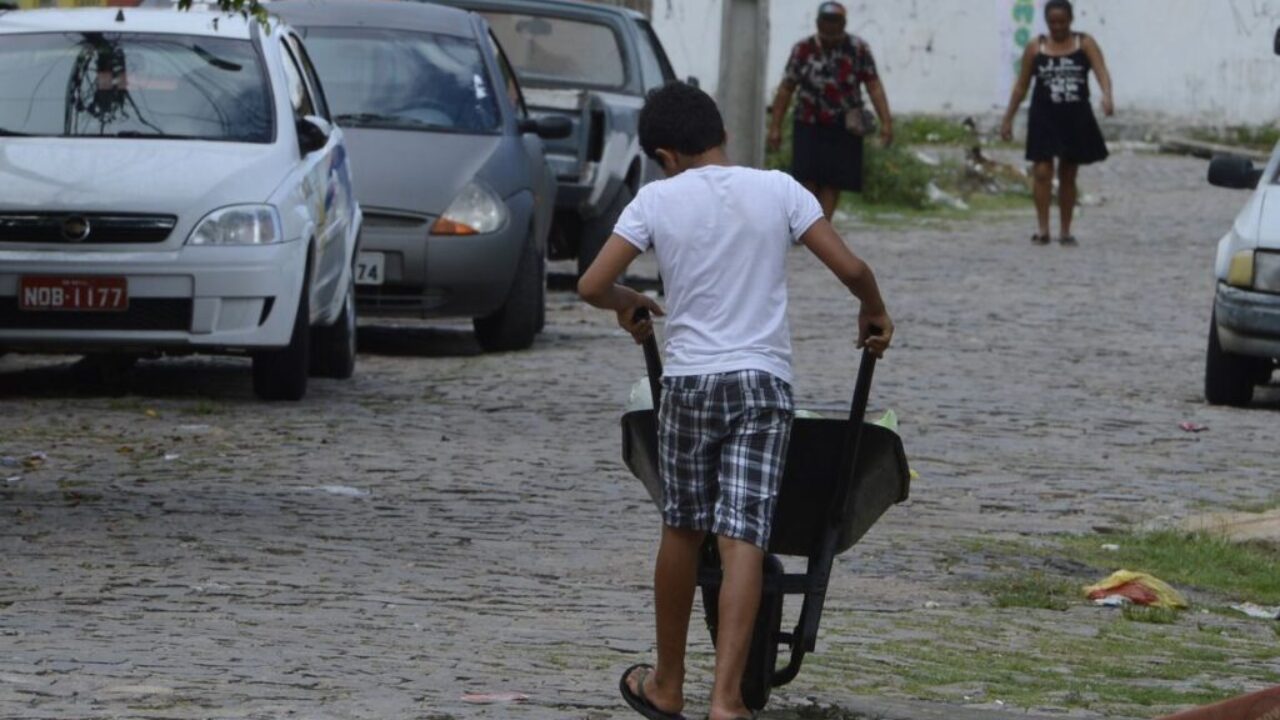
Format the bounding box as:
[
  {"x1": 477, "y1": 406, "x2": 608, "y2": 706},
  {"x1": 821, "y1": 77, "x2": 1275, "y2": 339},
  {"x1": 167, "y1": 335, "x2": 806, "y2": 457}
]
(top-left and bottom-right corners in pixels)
[
  {"x1": 300, "y1": 27, "x2": 501, "y2": 134},
  {"x1": 481, "y1": 12, "x2": 626, "y2": 89},
  {"x1": 0, "y1": 32, "x2": 273, "y2": 142}
]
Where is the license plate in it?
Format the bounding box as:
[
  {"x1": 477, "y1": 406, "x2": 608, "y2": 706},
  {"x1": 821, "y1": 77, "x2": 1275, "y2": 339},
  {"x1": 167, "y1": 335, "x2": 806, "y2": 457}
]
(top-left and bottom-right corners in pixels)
[
  {"x1": 355, "y1": 252, "x2": 385, "y2": 286},
  {"x1": 19, "y1": 276, "x2": 128, "y2": 312}
]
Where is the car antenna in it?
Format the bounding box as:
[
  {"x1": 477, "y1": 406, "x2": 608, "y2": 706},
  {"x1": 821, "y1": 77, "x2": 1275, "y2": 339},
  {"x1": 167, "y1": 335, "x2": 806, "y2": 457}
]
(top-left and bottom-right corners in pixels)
[{"x1": 115, "y1": 8, "x2": 125, "y2": 22}]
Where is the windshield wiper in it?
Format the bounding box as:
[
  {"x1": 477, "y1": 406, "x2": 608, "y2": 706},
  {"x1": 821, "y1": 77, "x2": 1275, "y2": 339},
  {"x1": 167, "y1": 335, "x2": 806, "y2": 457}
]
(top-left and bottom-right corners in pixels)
[{"x1": 110, "y1": 131, "x2": 203, "y2": 140}]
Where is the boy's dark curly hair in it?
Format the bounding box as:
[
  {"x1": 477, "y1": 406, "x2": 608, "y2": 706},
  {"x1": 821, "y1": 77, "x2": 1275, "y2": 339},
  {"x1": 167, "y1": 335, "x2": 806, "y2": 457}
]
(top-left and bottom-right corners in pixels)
[{"x1": 638, "y1": 82, "x2": 727, "y2": 161}]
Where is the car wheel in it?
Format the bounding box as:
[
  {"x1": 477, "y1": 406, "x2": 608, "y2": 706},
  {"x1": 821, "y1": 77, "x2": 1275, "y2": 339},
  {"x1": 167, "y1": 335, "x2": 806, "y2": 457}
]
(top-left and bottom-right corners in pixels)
[
  {"x1": 535, "y1": 249, "x2": 547, "y2": 334},
  {"x1": 310, "y1": 275, "x2": 357, "y2": 380},
  {"x1": 253, "y1": 266, "x2": 311, "y2": 401},
  {"x1": 1205, "y1": 311, "x2": 1259, "y2": 407},
  {"x1": 474, "y1": 235, "x2": 542, "y2": 353},
  {"x1": 577, "y1": 184, "x2": 633, "y2": 278}
]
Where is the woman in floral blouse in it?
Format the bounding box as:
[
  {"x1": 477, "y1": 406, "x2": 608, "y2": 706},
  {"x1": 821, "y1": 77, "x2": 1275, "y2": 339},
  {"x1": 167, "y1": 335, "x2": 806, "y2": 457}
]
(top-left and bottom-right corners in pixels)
[{"x1": 767, "y1": 1, "x2": 894, "y2": 220}]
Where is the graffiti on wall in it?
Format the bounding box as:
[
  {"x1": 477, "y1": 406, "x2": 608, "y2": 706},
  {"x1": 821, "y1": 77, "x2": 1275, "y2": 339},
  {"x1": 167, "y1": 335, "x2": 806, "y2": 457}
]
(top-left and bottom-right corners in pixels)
[{"x1": 998, "y1": 0, "x2": 1043, "y2": 103}]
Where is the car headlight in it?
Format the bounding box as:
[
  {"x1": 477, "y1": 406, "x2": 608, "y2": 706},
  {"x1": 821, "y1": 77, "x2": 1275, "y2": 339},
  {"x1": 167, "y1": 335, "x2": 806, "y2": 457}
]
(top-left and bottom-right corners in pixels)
[
  {"x1": 1254, "y1": 251, "x2": 1280, "y2": 293},
  {"x1": 188, "y1": 205, "x2": 283, "y2": 246},
  {"x1": 1226, "y1": 250, "x2": 1255, "y2": 289},
  {"x1": 430, "y1": 181, "x2": 507, "y2": 236}
]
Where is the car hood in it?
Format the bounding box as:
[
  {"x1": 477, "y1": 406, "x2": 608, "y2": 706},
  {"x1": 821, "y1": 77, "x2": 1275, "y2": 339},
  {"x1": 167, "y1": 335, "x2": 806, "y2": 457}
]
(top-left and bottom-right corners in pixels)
[
  {"x1": 0, "y1": 139, "x2": 292, "y2": 213},
  {"x1": 342, "y1": 128, "x2": 503, "y2": 215},
  {"x1": 1250, "y1": 185, "x2": 1280, "y2": 250}
]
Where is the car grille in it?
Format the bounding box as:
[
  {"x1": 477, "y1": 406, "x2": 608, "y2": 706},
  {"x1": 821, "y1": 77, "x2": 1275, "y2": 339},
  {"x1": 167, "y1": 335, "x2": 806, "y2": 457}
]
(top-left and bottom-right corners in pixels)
[
  {"x1": 0, "y1": 298, "x2": 192, "y2": 331},
  {"x1": 0, "y1": 213, "x2": 178, "y2": 244}
]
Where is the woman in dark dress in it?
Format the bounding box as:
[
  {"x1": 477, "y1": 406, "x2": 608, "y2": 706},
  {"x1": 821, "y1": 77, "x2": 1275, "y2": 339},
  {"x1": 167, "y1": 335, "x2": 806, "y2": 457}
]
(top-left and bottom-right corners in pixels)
[{"x1": 1001, "y1": 0, "x2": 1113, "y2": 246}]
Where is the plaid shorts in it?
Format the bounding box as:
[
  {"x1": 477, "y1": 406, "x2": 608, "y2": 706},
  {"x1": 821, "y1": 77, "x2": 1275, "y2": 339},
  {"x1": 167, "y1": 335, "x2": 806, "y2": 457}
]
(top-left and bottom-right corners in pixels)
[{"x1": 657, "y1": 370, "x2": 794, "y2": 549}]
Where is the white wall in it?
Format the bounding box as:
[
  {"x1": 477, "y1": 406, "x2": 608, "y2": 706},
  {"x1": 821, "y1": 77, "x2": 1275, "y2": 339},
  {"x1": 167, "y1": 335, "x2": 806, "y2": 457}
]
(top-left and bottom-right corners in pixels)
[{"x1": 652, "y1": 0, "x2": 1280, "y2": 126}]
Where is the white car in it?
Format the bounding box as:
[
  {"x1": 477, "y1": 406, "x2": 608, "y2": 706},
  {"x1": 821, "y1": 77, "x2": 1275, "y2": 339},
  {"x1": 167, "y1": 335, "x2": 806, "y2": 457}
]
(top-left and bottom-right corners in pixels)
[
  {"x1": 0, "y1": 6, "x2": 362, "y2": 401},
  {"x1": 1205, "y1": 151, "x2": 1280, "y2": 406}
]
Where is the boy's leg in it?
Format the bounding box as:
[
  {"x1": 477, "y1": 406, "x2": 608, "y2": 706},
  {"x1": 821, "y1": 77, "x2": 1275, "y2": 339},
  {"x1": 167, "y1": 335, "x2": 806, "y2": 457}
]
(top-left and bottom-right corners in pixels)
[
  {"x1": 707, "y1": 371, "x2": 793, "y2": 720},
  {"x1": 626, "y1": 524, "x2": 707, "y2": 712},
  {"x1": 709, "y1": 536, "x2": 764, "y2": 720}
]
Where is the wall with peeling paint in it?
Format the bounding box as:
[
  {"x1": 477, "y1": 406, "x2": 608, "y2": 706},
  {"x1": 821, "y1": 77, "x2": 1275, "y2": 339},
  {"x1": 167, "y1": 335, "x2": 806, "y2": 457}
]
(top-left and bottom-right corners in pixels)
[{"x1": 651, "y1": 0, "x2": 1280, "y2": 125}]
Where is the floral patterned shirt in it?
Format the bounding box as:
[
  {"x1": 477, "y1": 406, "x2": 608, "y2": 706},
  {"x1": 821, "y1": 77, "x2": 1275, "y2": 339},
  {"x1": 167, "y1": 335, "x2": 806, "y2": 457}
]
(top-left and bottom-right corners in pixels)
[{"x1": 784, "y1": 33, "x2": 879, "y2": 127}]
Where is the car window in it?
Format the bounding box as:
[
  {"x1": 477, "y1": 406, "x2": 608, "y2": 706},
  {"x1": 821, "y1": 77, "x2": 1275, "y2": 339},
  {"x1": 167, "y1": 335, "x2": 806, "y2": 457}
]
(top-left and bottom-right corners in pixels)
[
  {"x1": 636, "y1": 20, "x2": 676, "y2": 89},
  {"x1": 0, "y1": 32, "x2": 273, "y2": 142},
  {"x1": 299, "y1": 26, "x2": 501, "y2": 134},
  {"x1": 280, "y1": 39, "x2": 317, "y2": 119},
  {"x1": 480, "y1": 12, "x2": 626, "y2": 89},
  {"x1": 286, "y1": 34, "x2": 330, "y2": 121},
  {"x1": 488, "y1": 30, "x2": 526, "y2": 117}
]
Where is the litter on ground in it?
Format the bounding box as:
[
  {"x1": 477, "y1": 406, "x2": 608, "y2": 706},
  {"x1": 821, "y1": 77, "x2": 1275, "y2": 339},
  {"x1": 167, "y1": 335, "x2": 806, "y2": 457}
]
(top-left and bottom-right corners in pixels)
[{"x1": 1084, "y1": 570, "x2": 1188, "y2": 609}]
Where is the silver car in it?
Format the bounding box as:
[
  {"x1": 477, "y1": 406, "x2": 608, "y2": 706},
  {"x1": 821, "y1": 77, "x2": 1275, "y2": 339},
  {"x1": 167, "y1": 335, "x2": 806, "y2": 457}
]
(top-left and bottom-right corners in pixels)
[{"x1": 273, "y1": 0, "x2": 569, "y2": 352}]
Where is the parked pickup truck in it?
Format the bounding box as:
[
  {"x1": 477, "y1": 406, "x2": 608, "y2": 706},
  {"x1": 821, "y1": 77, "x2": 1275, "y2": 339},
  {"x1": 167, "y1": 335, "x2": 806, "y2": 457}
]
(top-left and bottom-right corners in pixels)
[{"x1": 429, "y1": 0, "x2": 685, "y2": 275}]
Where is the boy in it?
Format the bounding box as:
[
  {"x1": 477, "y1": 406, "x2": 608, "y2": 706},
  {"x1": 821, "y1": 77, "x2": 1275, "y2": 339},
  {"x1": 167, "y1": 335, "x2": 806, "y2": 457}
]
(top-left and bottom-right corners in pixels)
[{"x1": 578, "y1": 82, "x2": 892, "y2": 720}]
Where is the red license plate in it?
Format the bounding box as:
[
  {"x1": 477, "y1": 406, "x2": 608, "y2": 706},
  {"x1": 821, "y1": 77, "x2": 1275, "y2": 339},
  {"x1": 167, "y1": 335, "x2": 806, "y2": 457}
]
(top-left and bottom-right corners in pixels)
[{"x1": 19, "y1": 276, "x2": 129, "y2": 312}]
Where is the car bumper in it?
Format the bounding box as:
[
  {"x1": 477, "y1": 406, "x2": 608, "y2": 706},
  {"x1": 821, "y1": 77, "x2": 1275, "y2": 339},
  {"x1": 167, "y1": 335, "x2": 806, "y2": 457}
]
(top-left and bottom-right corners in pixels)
[
  {"x1": 1216, "y1": 283, "x2": 1280, "y2": 358},
  {"x1": 356, "y1": 224, "x2": 525, "y2": 319},
  {"x1": 0, "y1": 243, "x2": 306, "y2": 353}
]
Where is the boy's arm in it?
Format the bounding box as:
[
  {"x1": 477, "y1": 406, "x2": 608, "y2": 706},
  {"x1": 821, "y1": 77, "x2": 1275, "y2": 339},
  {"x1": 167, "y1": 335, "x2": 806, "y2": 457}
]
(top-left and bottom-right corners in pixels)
[
  {"x1": 799, "y1": 218, "x2": 893, "y2": 357},
  {"x1": 577, "y1": 234, "x2": 665, "y2": 344}
]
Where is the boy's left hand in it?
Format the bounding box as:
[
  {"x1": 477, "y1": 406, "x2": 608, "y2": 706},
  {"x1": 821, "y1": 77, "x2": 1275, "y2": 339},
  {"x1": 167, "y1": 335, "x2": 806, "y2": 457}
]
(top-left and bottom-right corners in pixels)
[{"x1": 617, "y1": 291, "x2": 665, "y2": 344}]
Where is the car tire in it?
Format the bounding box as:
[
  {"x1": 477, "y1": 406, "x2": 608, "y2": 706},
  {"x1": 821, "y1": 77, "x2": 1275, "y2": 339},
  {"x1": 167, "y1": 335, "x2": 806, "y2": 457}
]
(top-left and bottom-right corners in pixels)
[
  {"x1": 474, "y1": 235, "x2": 543, "y2": 353},
  {"x1": 577, "y1": 184, "x2": 633, "y2": 278},
  {"x1": 1205, "y1": 311, "x2": 1259, "y2": 407},
  {"x1": 310, "y1": 275, "x2": 357, "y2": 380},
  {"x1": 253, "y1": 266, "x2": 311, "y2": 401}
]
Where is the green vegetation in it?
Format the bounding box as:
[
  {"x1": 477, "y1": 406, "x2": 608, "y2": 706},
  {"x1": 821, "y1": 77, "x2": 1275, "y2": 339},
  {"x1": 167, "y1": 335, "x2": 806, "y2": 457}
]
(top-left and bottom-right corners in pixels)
[
  {"x1": 765, "y1": 111, "x2": 1030, "y2": 218},
  {"x1": 1057, "y1": 530, "x2": 1280, "y2": 605},
  {"x1": 1189, "y1": 124, "x2": 1280, "y2": 152},
  {"x1": 979, "y1": 571, "x2": 1075, "y2": 611}
]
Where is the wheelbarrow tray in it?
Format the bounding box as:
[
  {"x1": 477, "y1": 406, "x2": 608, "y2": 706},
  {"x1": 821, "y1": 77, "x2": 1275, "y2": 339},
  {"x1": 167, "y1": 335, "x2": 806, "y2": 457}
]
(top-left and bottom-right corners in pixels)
[{"x1": 621, "y1": 410, "x2": 910, "y2": 557}]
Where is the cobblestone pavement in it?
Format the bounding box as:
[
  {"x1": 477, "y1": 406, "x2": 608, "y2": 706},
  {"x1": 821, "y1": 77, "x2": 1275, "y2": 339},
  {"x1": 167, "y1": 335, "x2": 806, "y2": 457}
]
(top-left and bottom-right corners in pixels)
[{"x1": 2, "y1": 150, "x2": 1278, "y2": 720}]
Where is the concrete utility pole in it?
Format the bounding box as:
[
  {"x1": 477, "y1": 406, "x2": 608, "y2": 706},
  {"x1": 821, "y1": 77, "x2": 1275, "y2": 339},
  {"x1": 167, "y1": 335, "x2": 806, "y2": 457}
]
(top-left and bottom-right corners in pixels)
[{"x1": 718, "y1": 0, "x2": 769, "y2": 168}]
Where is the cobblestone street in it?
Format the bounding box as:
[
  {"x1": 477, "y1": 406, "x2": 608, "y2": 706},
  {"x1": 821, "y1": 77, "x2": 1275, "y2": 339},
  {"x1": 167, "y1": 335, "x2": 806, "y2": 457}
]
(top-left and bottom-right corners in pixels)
[{"x1": 3, "y1": 150, "x2": 1278, "y2": 720}]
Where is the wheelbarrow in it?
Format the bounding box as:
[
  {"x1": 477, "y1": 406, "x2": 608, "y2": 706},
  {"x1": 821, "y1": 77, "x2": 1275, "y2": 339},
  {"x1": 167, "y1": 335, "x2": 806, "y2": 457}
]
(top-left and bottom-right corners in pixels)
[{"x1": 620, "y1": 320, "x2": 911, "y2": 711}]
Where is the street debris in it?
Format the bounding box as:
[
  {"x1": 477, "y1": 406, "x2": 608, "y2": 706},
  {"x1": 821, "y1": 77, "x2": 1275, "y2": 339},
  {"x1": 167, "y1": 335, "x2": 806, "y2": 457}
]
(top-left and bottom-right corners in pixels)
[
  {"x1": 1178, "y1": 421, "x2": 1209, "y2": 433},
  {"x1": 1229, "y1": 603, "x2": 1280, "y2": 620},
  {"x1": 5, "y1": 476, "x2": 20, "y2": 485},
  {"x1": 1093, "y1": 594, "x2": 1132, "y2": 608},
  {"x1": 1100, "y1": 543, "x2": 1121, "y2": 552},
  {"x1": 927, "y1": 181, "x2": 970, "y2": 211},
  {"x1": 3, "y1": 452, "x2": 47, "y2": 471},
  {"x1": 1085, "y1": 570, "x2": 1188, "y2": 609},
  {"x1": 163, "y1": 453, "x2": 181, "y2": 462},
  {"x1": 460, "y1": 692, "x2": 528, "y2": 704}
]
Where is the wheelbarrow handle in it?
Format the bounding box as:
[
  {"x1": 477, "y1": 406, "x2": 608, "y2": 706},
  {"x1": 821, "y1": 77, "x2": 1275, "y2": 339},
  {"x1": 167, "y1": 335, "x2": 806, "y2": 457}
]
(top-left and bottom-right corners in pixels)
[
  {"x1": 634, "y1": 307, "x2": 663, "y2": 414},
  {"x1": 833, "y1": 331, "x2": 883, "y2": 524}
]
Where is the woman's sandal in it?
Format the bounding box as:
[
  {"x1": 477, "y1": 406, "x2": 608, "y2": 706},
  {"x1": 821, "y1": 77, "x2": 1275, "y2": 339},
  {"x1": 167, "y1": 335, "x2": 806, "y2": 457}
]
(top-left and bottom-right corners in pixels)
[
  {"x1": 1059, "y1": 235, "x2": 1078, "y2": 246},
  {"x1": 1030, "y1": 233, "x2": 1050, "y2": 245}
]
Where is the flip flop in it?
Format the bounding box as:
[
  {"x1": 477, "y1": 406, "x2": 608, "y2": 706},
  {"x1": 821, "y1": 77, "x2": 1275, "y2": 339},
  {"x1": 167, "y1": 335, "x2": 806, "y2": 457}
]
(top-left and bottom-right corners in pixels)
[
  {"x1": 619, "y1": 663, "x2": 685, "y2": 720},
  {"x1": 1030, "y1": 233, "x2": 1050, "y2": 245},
  {"x1": 1059, "y1": 235, "x2": 1078, "y2": 246}
]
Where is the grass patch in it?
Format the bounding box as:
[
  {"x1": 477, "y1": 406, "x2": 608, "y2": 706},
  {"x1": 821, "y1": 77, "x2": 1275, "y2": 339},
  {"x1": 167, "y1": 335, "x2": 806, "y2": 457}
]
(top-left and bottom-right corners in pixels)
[
  {"x1": 896, "y1": 115, "x2": 976, "y2": 145},
  {"x1": 1189, "y1": 124, "x2": 1280, "y2": 151},
  {"x1": 765, "y1": 111, "x2": 1032, "y2": 219},
  {"x1": 1122, "y1": 605, "x2": 1181, "y2": 625},
  {"x1": 980, "y1": 571, "x2": 1075, "y2": 611},
  {"x1": 1059, "y1": 530, "x2": 1280, "y2": 605}
]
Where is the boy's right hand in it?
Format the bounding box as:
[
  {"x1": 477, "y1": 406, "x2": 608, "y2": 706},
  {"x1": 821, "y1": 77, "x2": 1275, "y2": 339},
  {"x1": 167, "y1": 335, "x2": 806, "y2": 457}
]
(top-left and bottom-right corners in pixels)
[
  {"x1": 858, "y1": 309, "x2": 894, "y2": 358},
  {"x1": 618, "y1": 292, "x2": 665, "y2": 344}
]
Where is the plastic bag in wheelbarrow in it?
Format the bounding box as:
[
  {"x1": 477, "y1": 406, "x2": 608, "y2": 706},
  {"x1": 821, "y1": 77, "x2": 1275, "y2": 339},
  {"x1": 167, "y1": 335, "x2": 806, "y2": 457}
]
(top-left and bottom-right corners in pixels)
[{"x1": 620, "y1": 410, "x2": 910, "y2": 557}]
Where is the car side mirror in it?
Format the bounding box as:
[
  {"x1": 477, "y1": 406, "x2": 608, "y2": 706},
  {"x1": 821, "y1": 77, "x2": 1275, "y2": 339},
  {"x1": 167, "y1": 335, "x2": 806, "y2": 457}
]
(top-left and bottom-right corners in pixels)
[
  {"x1": 1208, "y1": 154, "x2": 1264, "y2": 190},
  {"x1": 1274, "y1": 26, "x2": 1280, "y2": 55},
  {"x1": 687, "y1": 76, "x2": 700, "y2": 88},
  {"x1": 297, "y1": 115, "x2": 331, "y2": 156},
  {"x1": 520, "y1": 115, "x2": 572, "y2": 140}
]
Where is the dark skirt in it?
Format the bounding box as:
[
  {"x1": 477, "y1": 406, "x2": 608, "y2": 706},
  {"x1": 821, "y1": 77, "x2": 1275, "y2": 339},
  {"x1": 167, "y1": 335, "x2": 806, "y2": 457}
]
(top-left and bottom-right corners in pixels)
[
  {"x1": 792, "y1": 121, "x2": 864, "y2": 191},
  {"x1": 1026, "y1": 101, "x2": 1109, "y2": 165}
]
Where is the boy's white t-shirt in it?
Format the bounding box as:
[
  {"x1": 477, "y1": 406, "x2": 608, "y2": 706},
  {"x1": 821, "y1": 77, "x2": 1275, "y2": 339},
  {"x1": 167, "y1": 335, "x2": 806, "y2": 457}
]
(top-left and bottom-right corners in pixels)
[{"x1": 613, "y1": 165, "x2": 824, "y2": 384}]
